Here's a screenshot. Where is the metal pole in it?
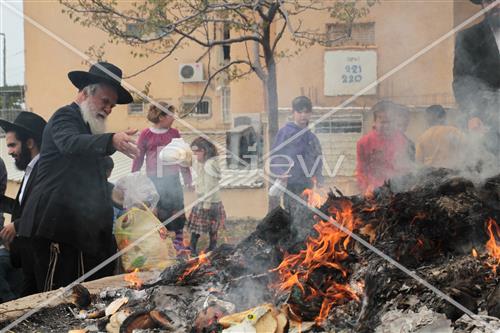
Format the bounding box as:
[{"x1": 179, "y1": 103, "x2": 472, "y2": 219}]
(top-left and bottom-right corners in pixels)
[
  {"x1": 0, "y1": 33, "x2": 5, "y2": 87},
  {"x1": 0, "y1": 33, "x2": 5, "y2": 111}
]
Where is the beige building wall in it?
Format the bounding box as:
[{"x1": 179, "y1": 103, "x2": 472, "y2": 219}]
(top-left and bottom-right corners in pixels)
[
  {"x1": 24, "y1": 1, "x2": 472, "y2": 127},
  {"x1": 22, "y1": 1, "x2": 481, "y2": 205},
  {"x1": 275, "y1": 1, "x2": 456, "y2": 109}
]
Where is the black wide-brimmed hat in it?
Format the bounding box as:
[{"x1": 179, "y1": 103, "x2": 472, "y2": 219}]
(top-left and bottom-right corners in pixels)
[
  {"x1": 0, "y1": 111, "x2": 47, "y2": 143},
  {"x1": 68, "y1": 62, "x2": 133, "y2": 104}
]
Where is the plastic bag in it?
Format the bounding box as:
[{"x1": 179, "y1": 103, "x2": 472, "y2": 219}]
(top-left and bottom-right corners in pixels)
[
  {"x1": 268, "y1": 162, "x2": 293, "y2": 197},
  {"x1": 158, "y1": 138, "x2": 192, "y2": 167},
  {"x1": 114, "y1": 206, "x2": 178, "y2": 272},
  {"x1": 114, "y1": 172, "x2": 159, "y2": 210},
  {"x1": 268, "y1": 178, "x2": 287, "y2": 197}
]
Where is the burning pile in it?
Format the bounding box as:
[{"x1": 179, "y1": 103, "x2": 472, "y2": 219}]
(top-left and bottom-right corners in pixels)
[
  {"x1": 272, "y1": 200, "x2": 360, "y2": 324},
  {"x1": 2, "y1": 168, "x2": 500, "y2": 332},
  {"x1": 486, "y1": 219, "x2": 500, "y2": 274}
]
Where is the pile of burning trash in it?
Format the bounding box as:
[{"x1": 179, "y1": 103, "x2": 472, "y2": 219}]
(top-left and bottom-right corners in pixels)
[{"x1": 1, "y1": 168, "x2": 500, "y2": 332}]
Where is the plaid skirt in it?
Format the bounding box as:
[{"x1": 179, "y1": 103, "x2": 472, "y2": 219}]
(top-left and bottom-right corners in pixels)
[{"x1": 187, "y1": 202, "x2": 226, "y2": 235}]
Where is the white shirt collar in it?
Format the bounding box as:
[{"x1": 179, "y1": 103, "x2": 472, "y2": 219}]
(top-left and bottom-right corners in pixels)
[
  {"x1": 488, "y1": 21, "x2": 500, "y2": 54},
  {"x1": 149, "y1": 127, "x2": 170, "y2": 134},
  {"x1": 27, "y1": 154, "x2": 40, "y2": 170}
]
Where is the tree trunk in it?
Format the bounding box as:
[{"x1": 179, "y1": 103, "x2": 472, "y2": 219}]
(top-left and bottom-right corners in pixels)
[
  {"x1": 265, "y1": 57, "x2": 280, "y2": 209},
  {"x1": 266, "y1": 59, "x2": 279, "y2": 150}
]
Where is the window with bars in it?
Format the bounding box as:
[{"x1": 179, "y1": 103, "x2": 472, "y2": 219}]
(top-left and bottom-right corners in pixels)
[
  {"x1": 128, "y1": 102, "x2": 144, "y2": 114},
  {"x1": 221, "y1": 87, "x2": 231, "y2": 123},
  {"x1": 315, "y1": 120, "x2": 362, "y2": 134},
  {"x1": 326, "y1": 22, "x2": 375, "y2": 47},
  {"x1": 181, "y1": 99, "x2": 211, "y2": 117}
]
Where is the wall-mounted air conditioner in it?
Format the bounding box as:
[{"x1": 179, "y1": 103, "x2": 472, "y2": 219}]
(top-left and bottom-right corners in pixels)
[{"x1": 179, "y1": 63, "x2": 204, "y2": 83}]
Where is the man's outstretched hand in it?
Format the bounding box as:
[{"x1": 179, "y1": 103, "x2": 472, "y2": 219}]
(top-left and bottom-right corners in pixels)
[{"x1": 113, "y1": 129, "x2": 139, "y2": 159}]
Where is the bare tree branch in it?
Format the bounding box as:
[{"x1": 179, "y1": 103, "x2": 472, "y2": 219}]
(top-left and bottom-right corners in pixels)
[{"x1": 271, "y1": 9, "x2": 288, "y2": 54}]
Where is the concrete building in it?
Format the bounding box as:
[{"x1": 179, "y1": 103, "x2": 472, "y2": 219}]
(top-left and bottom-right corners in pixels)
[{"x1": 17, "y1": 0, "x2": 482, "y2": 217}]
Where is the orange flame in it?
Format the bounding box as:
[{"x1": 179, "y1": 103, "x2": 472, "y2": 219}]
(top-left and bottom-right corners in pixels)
[
  {"x1": 485, "y1": 218, "x2": 500, "y2": 274},
  {"x1": 124, "y1": 268, "x2": 143, "y2": 289},
  {"x1": 178, "y1": 251, "x2": 210, "y2": 282},
  {"x1": 302, "y1": 188, "x2": 327, "y2": 208},
  {"x1": 272, "y1": 200, "x2": 360, "y2": 324}
]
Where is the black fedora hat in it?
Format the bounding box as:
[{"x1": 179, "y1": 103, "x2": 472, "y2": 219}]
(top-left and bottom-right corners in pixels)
[
  {"x1": 0, "y1": 112, "x2": 47, "y2": 143},
  {"x1": 68, "y1": 62, "x2": 133, "y2": 104}
]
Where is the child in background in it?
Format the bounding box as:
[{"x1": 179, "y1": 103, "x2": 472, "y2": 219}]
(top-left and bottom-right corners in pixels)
[
  {"x1": 187, "y1": 137, "x2": 226, "y2": 255},
  {"x1": 131, "y1": 102, "x2": 192, "y2": 253}
]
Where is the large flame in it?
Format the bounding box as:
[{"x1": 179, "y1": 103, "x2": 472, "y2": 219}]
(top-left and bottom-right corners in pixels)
[
  {"x1": 178, "y1": 251, "x2": 210, "y2": 282},
  {"x1": 272, "y1": 200, "x2": 360, "y2": 324},
  {"x1": 301, "y1": 177, "x2": 328, "y2": 208},
  {"x1": 485, "y1": 218, "x2": 500, "y2": 274},
  {"x1": 124, "y1": 268, "x2": 143, "y2": 289}
]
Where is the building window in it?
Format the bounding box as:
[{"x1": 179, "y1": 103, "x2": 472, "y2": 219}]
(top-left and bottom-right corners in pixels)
[
  {"x1": 326, "y1": 22, "x2": 375, "y2": 47},
  {"x1": 221, "y1": 87, "x2": 231, "y2": 124},
  {"x1": 223, "y1": 24, "x2": 231, "y2": 61},
  {"x1": 128, "y1": 102, "x2": 144, "y2": 114},
  {"x1": 315, "y1": 120, "x2": 362, "y2": 134},
  {"x1": 181, "y1": 99, "x2": 211, "y2": 117}
]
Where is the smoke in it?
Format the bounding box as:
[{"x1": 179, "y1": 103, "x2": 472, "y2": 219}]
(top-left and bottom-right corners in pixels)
[{"x1": 371, "y1": 100, "x2": 500, "y2": 193}]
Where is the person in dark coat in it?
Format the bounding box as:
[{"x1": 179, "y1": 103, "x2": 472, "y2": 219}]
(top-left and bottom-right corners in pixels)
[
  {"x1": 0, "y1": 112, "x2": 47, "y2": 297},
  {"x1": 270, "y1": 96, "x2": 324, "y2": 212},
  {"x1": 453, "y1": 0, "x2": 500, "y2": 156},
  {"x1": 21, "y1": 62, "x2": 139, "y2": 292}
]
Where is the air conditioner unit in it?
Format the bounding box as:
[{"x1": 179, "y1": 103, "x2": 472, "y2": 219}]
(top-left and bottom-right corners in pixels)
[{"x1": 179, "y1": 63, "x2": 204, "y2": 83}]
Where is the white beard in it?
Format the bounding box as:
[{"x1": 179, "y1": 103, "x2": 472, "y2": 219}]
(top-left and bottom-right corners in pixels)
[{"x1": 80, "y1": 99, "x2": 107, "y2": 135}]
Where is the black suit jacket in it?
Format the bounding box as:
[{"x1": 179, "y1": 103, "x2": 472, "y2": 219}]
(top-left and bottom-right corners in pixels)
[
  {"x1": 453, "y1": 19, "x2": 500, "y2": 124},
  {"x1": 0, "y1": 163, "x2": 39, "y2": 267},
  {"x1": 0, "y1": 162, "x2": 39, "y2": 229},
  {"x1": 21, "y1": 103, "x2": 116, "y2": 256}
]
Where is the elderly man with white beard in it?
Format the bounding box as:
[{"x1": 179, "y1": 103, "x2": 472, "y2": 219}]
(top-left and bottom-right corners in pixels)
[{"x1": 21, "y1": 62, "x2": 139, "y2": 291}]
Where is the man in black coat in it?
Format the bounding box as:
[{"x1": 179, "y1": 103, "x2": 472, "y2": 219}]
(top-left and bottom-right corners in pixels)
[
  {"x1": 21, "y1": 62, "x2": 139, "y2": 291},
  {"x1": 453, "y1": 0, "x2": 500, "y2": 156},
  {"x1": 0, "y1": 111, "x2": 47, "y2": 297}
]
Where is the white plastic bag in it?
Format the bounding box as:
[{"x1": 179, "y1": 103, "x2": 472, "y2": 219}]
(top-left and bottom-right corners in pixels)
[
  {"x1": 158, "y1": 138, "x2": 192, "y2": 167},
  {"x1": 113, "y1": 172, "x2": 159, "y2": 210},
  {"x1": 269, "y1": 178, "x2": 287, "y2": 197},
  {"x1": 268, "y1": 163, "x2": 293, "y2": 197}
]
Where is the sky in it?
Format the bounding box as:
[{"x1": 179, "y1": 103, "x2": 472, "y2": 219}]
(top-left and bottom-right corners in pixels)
[{"x1": 0, "y1": 1, "x2": 24, "y2": 86}]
